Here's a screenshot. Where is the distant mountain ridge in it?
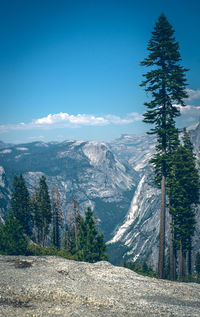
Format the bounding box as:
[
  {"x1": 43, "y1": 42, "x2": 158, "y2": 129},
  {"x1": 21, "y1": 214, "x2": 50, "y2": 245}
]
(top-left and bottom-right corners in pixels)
[
  {"x1": 0, "y1": 139, "x2": 137, "y2": 242},
  {"x1": 0, "y1": 121, "x2": 199, "y2": 267}
]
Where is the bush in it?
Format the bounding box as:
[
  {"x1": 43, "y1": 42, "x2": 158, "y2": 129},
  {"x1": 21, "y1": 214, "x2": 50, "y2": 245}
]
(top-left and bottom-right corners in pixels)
[
  {"x1": 0, "y1": 212, "x2": 28, "y2": 255},
  {"x1": 178, "y1": 274, "x2": 200, "y2": 284},
  {"x1": 27, "y1": 244, "x2": 76, "y2": 260},
  {"x1": 124, "y1": 261, "x2": 157, "y2": 278}
]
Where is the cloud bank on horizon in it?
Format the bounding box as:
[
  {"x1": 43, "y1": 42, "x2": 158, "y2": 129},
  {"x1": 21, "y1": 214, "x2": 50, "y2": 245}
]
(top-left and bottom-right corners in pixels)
[
  {"x1": 0, "y1": 89, "x2": 199, "y2": 141},
  {"x1": 0, "y1": 112, "x2": 142, "y2": 133}
]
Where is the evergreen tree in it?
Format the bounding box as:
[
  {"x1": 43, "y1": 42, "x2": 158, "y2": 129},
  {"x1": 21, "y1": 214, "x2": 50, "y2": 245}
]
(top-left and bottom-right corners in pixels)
[
  {"x1": 182, "y1": 128, "x2": 194, "y2": 155},
  {"x1": 51, "y1": 188, "x2": 64, "y2": 249},
  {"x1": 37, "y1": 176, "x2": 52, "y2": 247},
  {"x1": 0, "y1": 212, "x2": 28, "y2": 255},
  {"x1": 168, "y1": 143, "x2": 199, "y2": 278},
  {"x1": 11, "y1": 174, "x2": 32, "y2": 236},
  {"x1": 140, "y1": 13, "x2": 188, "y2": 278},
  {"x1": 76, "y1": 207, "x2": 107, "y2": 262}
]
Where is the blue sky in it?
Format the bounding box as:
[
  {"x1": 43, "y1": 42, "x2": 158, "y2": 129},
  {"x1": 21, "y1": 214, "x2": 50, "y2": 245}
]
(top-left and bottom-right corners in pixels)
[{"x1": 0, "y1": 0, "x2": 200, "y2": 144}]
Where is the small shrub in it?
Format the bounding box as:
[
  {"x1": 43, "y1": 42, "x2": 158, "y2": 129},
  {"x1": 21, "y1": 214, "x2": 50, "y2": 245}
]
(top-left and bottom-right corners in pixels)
[{"x1": 27, "y1": 244, "x2": 76, "y2": 260}]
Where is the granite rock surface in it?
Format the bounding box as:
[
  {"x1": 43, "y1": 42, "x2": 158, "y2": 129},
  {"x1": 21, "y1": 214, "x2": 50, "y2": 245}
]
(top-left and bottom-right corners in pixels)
[{"x1": 0, "y1": 256, "x2": 200, "y2": 316}]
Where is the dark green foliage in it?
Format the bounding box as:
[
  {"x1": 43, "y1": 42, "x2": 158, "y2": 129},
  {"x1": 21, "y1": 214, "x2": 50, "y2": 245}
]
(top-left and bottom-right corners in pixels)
[
  {"x1": 140, "y1": 13, "x2": 188, "y2": 182},
  {"x1": 169, "y1": 145, "x2": 199, "y2": 249},
  {"x1": 167, "y1": 129, "x2": 199, "y2": 278},
  {"x1": 182, "y1": 128, "x2": 194, "y2": 155},
  {"x1": 37, "y1": 176, "x2": 52, "y2": 246},
  {"x1": 168, "y1": 137, "x2": 199, "y2": 278},
  {"x1": 124, "y1": 261, "x2": 157, "y2": 278},
  {"x1": 0, "y1": 212, "x2": 28, "y2": 255},
  {"x1": 195, "y1": 252, "x2": 200, "y2": 275},
  {"x1": 11, "y1": 174, "x2": 32, "y2": 236},
  {"x1": 76, "y1": 207, "x2": 108, "y2": 263}
]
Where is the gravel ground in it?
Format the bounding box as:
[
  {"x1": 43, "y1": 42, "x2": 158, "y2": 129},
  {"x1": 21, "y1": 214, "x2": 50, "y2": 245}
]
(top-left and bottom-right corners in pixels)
[{"x1": 0, "y1": 255, "x2": 200, "y2": 316}]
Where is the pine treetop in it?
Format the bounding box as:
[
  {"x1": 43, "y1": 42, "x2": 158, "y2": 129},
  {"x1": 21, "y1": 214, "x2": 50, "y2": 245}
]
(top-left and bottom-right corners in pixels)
[{"x1": 141, "y1": 14, "x2": 188, "y2": 132}]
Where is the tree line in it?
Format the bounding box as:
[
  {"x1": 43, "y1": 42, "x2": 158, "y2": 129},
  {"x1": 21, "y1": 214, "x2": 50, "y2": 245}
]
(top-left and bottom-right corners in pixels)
[
  {"x1": 140, "y1": 13, "x2": 200, "y2": 280},
  {"x1": 0, "y1": 175, "x2": 108, "y2": 263}
]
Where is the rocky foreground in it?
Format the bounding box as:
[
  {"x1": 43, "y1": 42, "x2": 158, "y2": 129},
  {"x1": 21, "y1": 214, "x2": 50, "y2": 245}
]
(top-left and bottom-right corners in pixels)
[{"x1": 0, "y1": 256, "x2": 200, "y2": 316}]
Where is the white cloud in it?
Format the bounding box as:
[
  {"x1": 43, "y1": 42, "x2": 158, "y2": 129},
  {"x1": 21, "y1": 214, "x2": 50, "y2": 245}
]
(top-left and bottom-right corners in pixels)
[
  {"x1": 185, "y1": 88, "x2": 200, "y2": 102},
  {"x1": 175, "y1": 104, "x2": 200, "y2": 122},
  {"x1": 104, "y1": 112, "x2": 142, "y2": 125},
  {"x1": 0, "y1": 112, "x2": 142, "y2": 133},
  {"x1": 35, "y1": 113, "x2": 108, "y2": 127},
  {"x1": 175, "y1": 104, "x2": 200, "y2": 113}
]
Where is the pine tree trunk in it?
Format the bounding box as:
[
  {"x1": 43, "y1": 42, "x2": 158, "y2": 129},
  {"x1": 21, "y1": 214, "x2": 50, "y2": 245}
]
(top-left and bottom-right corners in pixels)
[
  {"x1": 158, "y1": 175, "x2": 166, "y2": 279},
  {"x1": 188, "y1": 248, "x2": 192, "y2": 275},
  {"x1": 42, "y1": 220, "x2": 46, "y2": 247},
  {"x1": 35, "y1": 229, "x2": 39, "y2": 245},
  {"x1": 169, "y1": 213, "x2": 176, "y2": 280},
  {"x1": 179, "y1": 241, "x2": 186, "y2": 278},
  {"x1": 42, "y1": 228, "x2": 45, "y2": 247},
  {"x1": 173, "y1": 249, "x2": 176, "y2": 280}
]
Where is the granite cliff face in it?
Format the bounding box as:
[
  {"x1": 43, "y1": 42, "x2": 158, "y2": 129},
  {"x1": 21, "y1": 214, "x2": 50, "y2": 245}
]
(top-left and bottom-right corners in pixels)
[
  {"x1": 0, "y1": 140, "x2": 137, "y2": 241},
  {"x1": 1, "y1": 255, "x2": 200, "y2": 317},
  {"x1": 0, "y1": 122, "x2": 199, "y2": 266}
]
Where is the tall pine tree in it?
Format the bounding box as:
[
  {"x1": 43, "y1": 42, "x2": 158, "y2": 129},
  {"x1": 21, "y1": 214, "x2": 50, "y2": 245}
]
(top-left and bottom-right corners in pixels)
[
  {"x1": 11, "y1": 174, "x2": 32, "y2": 236},
  {"x1": 37, "y1": 176, "x2": 52, "y2": 247},
  {"x1": 140, "y1": 13, "x2": 188, "y2": 278}
]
